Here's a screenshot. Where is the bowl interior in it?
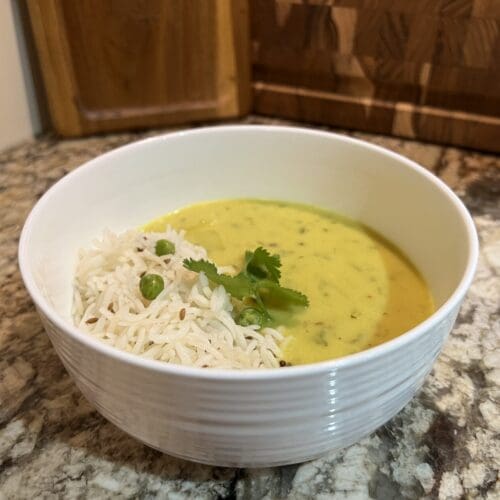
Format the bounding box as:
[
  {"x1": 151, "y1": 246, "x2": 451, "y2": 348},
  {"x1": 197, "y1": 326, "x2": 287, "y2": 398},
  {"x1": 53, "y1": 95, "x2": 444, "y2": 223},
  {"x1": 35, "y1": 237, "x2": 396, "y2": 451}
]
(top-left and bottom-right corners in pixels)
[{"x1": 21, "y1": 126, "x2": 474, "y2": 330}]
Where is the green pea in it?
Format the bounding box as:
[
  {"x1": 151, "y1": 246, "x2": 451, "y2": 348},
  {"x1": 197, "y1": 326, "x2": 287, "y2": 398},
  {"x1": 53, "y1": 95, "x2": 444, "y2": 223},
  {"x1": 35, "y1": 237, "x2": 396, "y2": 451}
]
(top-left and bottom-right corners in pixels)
[
  {"x1": 237, "y1": 307, "x2": 265, "y2": 327},
  {"x1": 155, "y1": 239, "x2": 175, "y2": 256},
  {"x1": 140, "y1": 274, "x2": 164, "y2": 300}
]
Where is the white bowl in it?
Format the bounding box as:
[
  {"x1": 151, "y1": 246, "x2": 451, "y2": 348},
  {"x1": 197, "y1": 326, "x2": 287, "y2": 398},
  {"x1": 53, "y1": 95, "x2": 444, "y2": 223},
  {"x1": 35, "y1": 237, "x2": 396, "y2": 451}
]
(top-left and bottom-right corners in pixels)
[{"x1": 19, "y1": 126, "x2": 478, "y2": 467}]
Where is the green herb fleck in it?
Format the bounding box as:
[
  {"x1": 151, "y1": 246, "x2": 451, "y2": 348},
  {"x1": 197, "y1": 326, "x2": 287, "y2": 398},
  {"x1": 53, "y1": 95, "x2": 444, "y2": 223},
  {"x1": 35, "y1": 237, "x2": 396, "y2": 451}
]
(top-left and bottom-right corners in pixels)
[{"x1": 314, "y1": 331, "x2": 328, "y2": 347}]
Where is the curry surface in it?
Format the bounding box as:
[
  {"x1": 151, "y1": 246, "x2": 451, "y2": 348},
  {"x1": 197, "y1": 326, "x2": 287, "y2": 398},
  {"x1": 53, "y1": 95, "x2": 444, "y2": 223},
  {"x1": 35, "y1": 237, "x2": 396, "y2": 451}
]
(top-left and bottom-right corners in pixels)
[{"x1": 144, "y1": 199, "x2": 434, "y2": 364}]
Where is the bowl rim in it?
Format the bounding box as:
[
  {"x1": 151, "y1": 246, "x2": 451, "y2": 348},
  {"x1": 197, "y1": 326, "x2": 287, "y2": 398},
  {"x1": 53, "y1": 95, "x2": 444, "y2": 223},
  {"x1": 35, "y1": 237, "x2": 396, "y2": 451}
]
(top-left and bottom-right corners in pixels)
[{"x1": 18, "y1": 124, "x2": 479, "y2": 380}]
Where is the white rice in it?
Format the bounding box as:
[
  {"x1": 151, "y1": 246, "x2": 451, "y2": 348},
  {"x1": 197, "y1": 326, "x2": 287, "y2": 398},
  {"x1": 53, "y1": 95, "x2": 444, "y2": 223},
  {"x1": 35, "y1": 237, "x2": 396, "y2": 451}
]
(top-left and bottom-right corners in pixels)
[{"x1": 73, "y1": 227, "x2": 285, "y2": 369}]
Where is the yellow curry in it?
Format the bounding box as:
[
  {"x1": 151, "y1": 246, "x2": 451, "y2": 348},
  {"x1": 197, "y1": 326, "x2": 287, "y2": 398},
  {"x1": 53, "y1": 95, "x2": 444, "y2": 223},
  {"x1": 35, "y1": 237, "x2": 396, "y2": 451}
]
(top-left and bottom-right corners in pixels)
[{"x1": 144, "y1": 199, "x2": 434, "y2": 365}]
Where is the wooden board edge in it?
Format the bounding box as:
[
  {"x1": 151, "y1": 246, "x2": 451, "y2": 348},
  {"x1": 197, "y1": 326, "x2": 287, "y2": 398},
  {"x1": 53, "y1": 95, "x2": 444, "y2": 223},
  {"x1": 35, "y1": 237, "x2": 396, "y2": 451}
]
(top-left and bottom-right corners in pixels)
[{"x1": 253, "y1": 82, "x2": 500, "y2": 153}]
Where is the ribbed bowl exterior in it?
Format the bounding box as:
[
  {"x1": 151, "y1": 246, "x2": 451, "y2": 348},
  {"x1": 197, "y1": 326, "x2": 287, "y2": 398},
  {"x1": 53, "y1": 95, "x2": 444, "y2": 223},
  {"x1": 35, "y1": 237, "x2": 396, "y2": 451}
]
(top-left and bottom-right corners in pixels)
[{"x1": 38, "y1": 305, "x2": 460, "y2": 467}]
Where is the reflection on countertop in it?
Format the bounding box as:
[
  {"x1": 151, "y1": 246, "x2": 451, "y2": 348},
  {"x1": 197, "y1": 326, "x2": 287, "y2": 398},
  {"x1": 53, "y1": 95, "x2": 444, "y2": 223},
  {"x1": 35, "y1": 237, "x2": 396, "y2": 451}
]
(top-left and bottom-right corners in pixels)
[{"x1": 0, "y1": 117, "x2": 498, "y2": 499}]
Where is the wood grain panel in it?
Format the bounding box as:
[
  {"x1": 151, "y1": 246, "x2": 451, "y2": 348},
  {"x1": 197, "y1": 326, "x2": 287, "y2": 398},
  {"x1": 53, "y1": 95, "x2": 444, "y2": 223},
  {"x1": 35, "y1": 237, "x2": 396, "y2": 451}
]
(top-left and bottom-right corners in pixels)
[
  {"x1": 252, "y1": 0, "x2": 500, "y2": 152},
  {"x1": 28, "y1": 0, "x2": 250, "y2": 136}
]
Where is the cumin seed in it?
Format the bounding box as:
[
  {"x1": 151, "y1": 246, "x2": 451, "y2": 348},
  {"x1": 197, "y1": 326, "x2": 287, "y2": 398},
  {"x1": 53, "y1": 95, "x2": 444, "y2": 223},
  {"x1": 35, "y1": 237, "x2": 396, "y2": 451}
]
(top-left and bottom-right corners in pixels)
[
  {"x1": 86, "y1": 317, "x2": 98, "y2": 324},
  {"x1": 179, "y1": 308, "x2": 186, "y2": 320}
]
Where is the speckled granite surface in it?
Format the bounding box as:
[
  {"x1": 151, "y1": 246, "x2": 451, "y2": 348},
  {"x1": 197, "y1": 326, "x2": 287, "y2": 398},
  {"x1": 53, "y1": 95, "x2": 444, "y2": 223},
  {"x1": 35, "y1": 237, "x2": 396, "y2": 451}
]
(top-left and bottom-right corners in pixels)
[{"x1": 0, "y1": 118, "x2": 498, "y2": 499}]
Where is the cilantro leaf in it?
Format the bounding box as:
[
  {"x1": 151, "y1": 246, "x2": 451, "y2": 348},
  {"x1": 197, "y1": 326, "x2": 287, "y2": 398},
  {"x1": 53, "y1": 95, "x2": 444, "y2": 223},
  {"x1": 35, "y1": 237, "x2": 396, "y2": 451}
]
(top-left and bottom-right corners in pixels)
[
  {"x1": 183, "y1": 259, "x2": 254, "y2": 299},
  {"x1": 184, "y1": 247, "x2": 309, "y2": 329},
  {"x1": 244, "y1": 247, "x2": 281, "y2": 283},
  {"x1": 256, "y1": 279, "x2": 309, "y2": 307}
]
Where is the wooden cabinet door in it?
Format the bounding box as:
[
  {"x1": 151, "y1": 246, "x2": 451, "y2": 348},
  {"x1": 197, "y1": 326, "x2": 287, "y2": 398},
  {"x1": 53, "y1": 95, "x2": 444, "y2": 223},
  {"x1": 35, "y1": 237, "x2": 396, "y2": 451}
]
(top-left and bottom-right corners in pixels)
[{"x1": 28, "y1": 0, "x2": 250, "y2": 136}]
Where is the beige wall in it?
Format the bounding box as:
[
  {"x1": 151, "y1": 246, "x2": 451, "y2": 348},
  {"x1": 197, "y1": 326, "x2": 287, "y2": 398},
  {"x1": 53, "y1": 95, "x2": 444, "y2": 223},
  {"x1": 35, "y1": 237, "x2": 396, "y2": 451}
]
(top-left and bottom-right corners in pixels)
[{"x1": 0, "y1": 1, "x2": 42, "y2": 150}]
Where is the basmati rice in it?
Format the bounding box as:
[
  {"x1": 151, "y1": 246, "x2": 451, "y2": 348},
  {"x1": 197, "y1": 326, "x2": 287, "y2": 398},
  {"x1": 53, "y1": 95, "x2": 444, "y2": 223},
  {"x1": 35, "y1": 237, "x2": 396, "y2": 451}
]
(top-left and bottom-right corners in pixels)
[{"x1": 73, "y1": 227, "x2": 285, "y2": 369}]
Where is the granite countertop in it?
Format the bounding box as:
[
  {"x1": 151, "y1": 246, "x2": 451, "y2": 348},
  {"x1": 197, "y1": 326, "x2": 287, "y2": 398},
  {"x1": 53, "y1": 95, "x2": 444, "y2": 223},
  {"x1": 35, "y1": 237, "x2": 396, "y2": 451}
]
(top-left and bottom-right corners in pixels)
[{"x1": 0, "y1": 117, "x2": 498, "y2": 499}]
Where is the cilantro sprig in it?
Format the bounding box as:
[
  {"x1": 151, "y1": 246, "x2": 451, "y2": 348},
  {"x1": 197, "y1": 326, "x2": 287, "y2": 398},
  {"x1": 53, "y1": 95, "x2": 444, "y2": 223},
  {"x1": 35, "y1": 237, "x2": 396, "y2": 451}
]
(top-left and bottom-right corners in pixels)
[{"x1": 183, "y1": 247, "x2": 309, "y2": 327}]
